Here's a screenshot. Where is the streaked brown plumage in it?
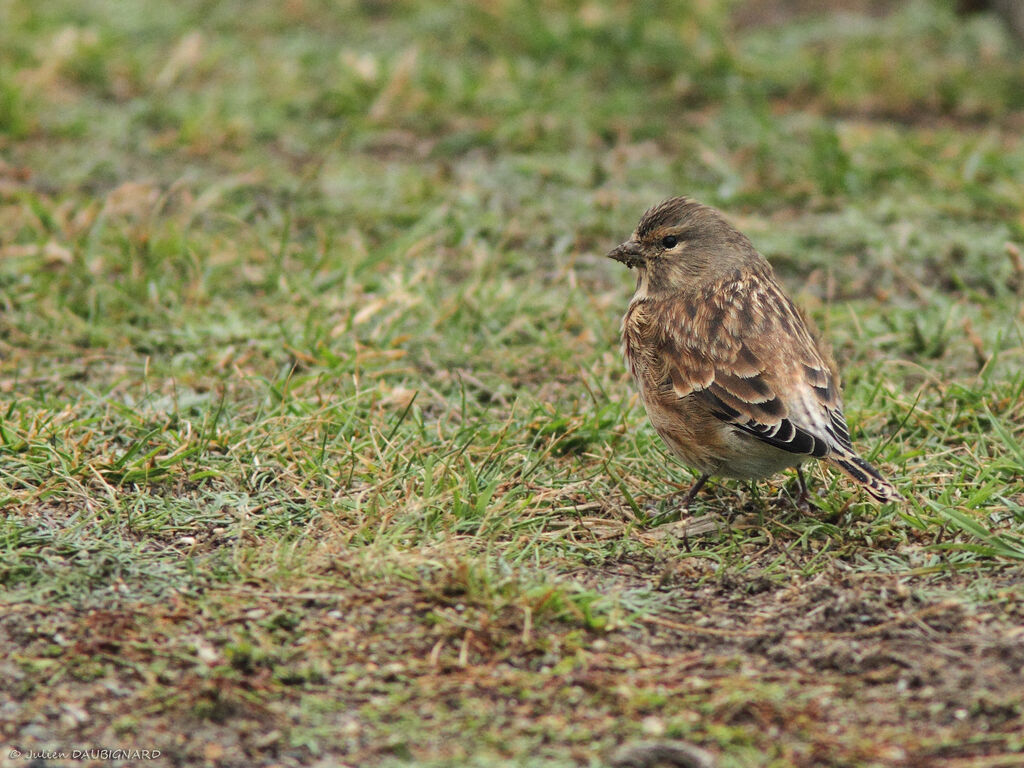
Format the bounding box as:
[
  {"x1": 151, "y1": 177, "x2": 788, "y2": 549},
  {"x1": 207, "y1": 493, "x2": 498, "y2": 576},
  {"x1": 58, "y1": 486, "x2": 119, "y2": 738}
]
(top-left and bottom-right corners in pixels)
[{"x1": 608, "y1": 196, "x2": 902, "y2": 506}]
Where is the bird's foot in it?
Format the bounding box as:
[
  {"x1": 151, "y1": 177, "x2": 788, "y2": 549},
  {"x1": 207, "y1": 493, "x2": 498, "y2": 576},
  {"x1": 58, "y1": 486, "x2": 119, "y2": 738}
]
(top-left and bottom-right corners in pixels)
[
  {"x1": 643, "y1": 495, "x2": 686, "y2": 526},
  {"x1": 793, "y1": 466, "x2": 819, "y2": 513},
  {"x1": 794, "y1": 490, "x2": 820, "y2": 514},
  {"x1": 643, "y1": 475, "x2": 709, "y2": 526}
]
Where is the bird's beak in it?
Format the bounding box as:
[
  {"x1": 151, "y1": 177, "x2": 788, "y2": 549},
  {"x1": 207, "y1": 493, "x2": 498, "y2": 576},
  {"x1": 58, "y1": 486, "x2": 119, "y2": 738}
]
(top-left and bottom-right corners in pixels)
[{"x1": 607, "y1": 240, "x2": 643, "y2": 269}]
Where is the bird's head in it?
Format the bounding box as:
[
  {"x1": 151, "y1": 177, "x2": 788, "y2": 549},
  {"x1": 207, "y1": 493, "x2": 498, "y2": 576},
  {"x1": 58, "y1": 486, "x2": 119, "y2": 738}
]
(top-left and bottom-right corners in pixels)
[{"x1": 607, "y1": 196, "x2": 758, "y2": 292}]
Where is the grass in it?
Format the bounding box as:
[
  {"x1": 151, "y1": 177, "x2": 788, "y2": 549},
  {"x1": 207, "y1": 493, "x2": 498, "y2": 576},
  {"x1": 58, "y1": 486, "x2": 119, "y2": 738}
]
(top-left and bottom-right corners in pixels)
[{"x1": 2, "y1": 0, "x2": 1024, "y2": 765}]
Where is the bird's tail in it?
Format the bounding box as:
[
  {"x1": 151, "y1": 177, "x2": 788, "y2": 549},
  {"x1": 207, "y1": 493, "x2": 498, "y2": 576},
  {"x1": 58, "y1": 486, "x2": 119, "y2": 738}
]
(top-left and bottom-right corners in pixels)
[{"x1": 828, "y1": 452, "x2": 904, "y2": 503}]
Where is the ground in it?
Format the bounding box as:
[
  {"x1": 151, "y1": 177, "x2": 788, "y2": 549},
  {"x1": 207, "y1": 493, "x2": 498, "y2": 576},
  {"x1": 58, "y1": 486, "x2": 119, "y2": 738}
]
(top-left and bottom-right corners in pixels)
[{"x1": 1, "y1": 1, "x2": 1023, "y2": 766}]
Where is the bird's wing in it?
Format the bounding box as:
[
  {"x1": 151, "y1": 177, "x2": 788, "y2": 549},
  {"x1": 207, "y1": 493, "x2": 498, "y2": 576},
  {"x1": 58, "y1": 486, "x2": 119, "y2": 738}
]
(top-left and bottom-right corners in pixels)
[{"x1": 650, "y1": 270, "x2": 854, "y2": 459}]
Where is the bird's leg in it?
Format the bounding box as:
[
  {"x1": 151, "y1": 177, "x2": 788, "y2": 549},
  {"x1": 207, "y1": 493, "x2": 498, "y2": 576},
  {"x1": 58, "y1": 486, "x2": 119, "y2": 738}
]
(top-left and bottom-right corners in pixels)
[
  {"x1": 678, "y1": 473, "x2": 711, "y2": 552},
  {"x1": 795, "y1": 466, "x2": 818, "y2": 512},
  {"x1": 645, "y1": 473, "x2": 709, "y2": 526},
  {"x1": 681, "y1": 473, "x2": 710, "y2": 507}
]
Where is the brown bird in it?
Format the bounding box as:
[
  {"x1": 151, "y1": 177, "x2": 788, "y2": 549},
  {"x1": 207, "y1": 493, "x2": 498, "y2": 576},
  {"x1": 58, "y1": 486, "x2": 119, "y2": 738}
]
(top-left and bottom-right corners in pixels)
[{"x1": 608, "y1": 196, "x2": 902, "y2": 507}]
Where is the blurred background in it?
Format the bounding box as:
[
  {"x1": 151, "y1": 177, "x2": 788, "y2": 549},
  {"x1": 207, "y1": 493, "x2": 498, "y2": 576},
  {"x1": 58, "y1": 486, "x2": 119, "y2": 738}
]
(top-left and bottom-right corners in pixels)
[{"x1": 2, "y1": 1, "x2": 1021, "y2": 378}]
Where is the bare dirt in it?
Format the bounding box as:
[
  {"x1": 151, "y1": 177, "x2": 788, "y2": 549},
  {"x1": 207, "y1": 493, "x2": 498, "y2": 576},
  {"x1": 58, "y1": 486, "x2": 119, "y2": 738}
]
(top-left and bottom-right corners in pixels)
[{"x1": 4, "y1": 549, "x2": 1023, "y2": 767}]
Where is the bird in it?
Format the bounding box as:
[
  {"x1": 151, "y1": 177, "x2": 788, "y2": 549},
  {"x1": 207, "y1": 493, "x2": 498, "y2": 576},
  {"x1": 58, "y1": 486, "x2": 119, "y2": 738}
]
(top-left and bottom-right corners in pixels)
[{"x1": 607, "y1": 196, "x2": 903, "y2": 509}]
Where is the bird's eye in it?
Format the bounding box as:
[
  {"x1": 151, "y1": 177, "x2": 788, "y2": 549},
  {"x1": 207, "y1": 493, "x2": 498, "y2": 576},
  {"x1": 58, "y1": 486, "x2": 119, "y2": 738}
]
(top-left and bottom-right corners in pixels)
[{"x1": 661, "y1": 235, "x2": 678, "y2": 249}]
